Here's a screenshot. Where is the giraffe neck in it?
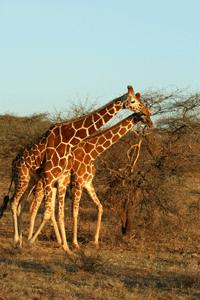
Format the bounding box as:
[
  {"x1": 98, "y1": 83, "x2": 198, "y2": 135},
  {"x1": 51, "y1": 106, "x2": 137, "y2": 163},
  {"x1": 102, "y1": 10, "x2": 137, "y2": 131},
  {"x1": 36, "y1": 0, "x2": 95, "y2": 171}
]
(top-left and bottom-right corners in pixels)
[
  {"x1": 75, "y1": 114, "x2": 139, "y2": 161},
  {"x1": 56, "y1": 93, "x2": 128, "y2": 146},
  {"x1": 66, "y1": 93, "x2": 128, "y2": 128}
]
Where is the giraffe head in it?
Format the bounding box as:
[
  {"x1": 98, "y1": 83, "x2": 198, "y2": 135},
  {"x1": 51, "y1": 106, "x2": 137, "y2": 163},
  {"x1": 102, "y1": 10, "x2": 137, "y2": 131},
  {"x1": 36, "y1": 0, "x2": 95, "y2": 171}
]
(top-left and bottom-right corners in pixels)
[
  {"x1": 123, "y1": 86, "x2": 152, "y2": 119},
  {"x1": 131, "y1": 112, "x2": 154, "y2": 128}
]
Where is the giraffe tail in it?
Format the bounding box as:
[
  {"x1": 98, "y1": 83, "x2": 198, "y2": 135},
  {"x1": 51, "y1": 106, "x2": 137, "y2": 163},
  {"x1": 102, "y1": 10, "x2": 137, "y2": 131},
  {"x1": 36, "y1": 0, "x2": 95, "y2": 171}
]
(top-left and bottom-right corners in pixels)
[
  {"x1": 0, "y1": 196, "x2": 10, "y2": 218},
  {"x1": 0, "y1": 176, "x2": 14, "y2": 219}
]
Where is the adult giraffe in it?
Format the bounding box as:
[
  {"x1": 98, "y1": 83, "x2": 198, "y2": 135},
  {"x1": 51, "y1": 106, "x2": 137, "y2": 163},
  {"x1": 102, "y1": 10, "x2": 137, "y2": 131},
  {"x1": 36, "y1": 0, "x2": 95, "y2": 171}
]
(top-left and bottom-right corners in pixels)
[
  {"x1": 0, "y1": 86, "x2": 151, "y2": 252},
  {"x1": 28, "y1": 112, "x2": 153, "y2": 250}
]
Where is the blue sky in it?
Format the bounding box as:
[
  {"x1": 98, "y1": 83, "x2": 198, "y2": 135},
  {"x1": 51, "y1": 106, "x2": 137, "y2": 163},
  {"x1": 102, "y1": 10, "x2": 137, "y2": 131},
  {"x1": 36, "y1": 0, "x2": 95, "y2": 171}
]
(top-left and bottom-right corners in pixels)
[{"x1": 0, "y1": 0, "x2": 200, "y2": 116}]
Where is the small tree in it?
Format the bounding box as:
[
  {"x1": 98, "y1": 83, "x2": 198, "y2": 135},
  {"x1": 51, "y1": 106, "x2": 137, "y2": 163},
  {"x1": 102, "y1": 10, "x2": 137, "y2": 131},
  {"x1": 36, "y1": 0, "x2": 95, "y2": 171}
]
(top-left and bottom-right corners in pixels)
[{"x1": 96, "y1": 90, "x2": 200, "y2": 239}]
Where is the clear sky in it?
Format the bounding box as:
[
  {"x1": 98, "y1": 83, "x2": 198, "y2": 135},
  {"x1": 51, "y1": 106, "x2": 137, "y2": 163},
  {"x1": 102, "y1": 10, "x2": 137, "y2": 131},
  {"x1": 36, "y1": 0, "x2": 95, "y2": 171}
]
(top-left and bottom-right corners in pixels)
[{"x1": 0, "y1": 0, "x2": 200, "y2": 116}]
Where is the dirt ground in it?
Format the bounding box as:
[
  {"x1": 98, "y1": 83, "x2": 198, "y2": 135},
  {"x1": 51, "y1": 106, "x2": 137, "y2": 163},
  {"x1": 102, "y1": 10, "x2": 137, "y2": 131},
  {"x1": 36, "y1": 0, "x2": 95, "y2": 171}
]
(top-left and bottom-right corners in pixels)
[{"x1": 0, "y1": 205, "x2": 200, "y2": 300}]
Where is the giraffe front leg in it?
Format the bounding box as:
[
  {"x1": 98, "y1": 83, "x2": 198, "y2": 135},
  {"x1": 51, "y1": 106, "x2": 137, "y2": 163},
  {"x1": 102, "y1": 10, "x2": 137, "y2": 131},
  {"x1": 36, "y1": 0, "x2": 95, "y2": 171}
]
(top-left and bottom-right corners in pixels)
[
  {"x1": 29, "y1": 212, "x2": 50, "y2": 244},
  {"x1": 72, "y1": 183, "x2": 83, "y2": 249},
  {"x1": 51, "y1": 187, "x2": 62, "y2": 245},
  {"x1": 85, "y1": 182, "x2": 103, "y2": 246},
  {"x1": 58, "y1": 197, "x2": 72, "y2": 254},
  {"x1": 58, "y1": 177, "x2": 72, "y2": 255},
  {"x1": 29, "y1": 186, "x2": 62, "y2": 245}
]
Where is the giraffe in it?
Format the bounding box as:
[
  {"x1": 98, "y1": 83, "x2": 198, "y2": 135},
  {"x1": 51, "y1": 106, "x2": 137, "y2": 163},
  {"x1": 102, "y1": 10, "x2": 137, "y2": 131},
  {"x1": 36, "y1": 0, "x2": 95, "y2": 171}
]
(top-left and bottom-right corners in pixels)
[
  {"x1": 28, "y1": 112, "x2": 153, "y2": 249},
  {"x1": 0, "y1": 86, "x2": 151, "y2": 252},
  {"x1": 29, "y1": 89, "x2": 152, "y2": 253}
]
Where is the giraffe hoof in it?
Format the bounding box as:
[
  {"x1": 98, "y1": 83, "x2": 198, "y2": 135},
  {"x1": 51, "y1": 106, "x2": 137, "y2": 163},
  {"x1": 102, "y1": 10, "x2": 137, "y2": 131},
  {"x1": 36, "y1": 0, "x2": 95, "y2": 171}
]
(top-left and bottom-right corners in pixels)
[
  {"x1": 13, "y1": 241, "x2": 23, "y2": 253},
  {"x1": 13, "y1": 240, "x2": 21, "y2": 248},
  {"x1": 89, "y1": 241, "x2": 99, "y2": 249},
  {"x1": 26, "y1": 241, "x2": 35, "y2": 249},
  {"x1": 13, "y1": 241, "x2": 17, "y2": 248},
  {"x1": 19, "y1": 239, "x2": 23, "y2": 248},
  {"x1": 72, "y1": 243, "x2": 81, "y2": 251},
  {"x1": 28, "y1": 238, "x2": 36, "y2": 245},
  {"x1": 62, "y1": 245, "x2": 73, "y2": 256}
]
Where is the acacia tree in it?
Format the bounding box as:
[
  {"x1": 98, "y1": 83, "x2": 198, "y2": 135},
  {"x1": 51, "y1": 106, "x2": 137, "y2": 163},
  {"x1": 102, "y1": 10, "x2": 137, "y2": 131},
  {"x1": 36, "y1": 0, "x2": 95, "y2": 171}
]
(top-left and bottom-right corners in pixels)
[{"x1": 97, "y1": 90, "x2": 200, "y2": 238}]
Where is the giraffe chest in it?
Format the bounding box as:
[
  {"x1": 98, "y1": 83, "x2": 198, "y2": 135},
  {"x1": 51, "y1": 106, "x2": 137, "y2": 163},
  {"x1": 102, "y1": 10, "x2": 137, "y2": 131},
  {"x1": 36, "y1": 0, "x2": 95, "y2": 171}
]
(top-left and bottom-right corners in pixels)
[{"x1": 44, "y1": 151, "x2": 73, "y2": 180}]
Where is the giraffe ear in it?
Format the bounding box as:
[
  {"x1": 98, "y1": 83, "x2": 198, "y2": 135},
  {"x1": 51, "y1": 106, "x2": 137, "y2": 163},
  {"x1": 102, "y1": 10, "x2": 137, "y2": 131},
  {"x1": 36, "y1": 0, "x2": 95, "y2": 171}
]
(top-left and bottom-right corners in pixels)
[
  {"x1": 127, "y1": 85, "x2": 135, "y2": 96},
  {"x1": 135, "y1": 92, "x2": 141, "y2": 99}
]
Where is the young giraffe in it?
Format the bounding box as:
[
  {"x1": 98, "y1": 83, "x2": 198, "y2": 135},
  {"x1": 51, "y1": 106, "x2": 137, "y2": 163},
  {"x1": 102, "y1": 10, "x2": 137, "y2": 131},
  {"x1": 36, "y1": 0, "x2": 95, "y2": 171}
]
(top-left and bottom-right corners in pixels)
[
  {"x1": 0, "y1": 86, "x2": 151, "y2": 252},
  {"x1": 28, "y1": 112, "x2": 153, "y2": 249}
]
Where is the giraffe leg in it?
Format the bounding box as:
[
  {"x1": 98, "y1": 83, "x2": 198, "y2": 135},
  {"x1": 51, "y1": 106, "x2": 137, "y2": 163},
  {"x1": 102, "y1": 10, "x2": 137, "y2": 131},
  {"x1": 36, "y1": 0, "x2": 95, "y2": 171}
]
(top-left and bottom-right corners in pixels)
[
  {"x1": 57, "y1": 176, "x2": 72, "y2": 254},
  {"x1": 29, "y1": 216, "x2": 48, "y2": 244},
  {"x1": 29, "y1": 187, "x2": 62, "y2": 245},
  {"x1": 72, "y1": 183, "x2": 83, "y2": 249},
  {"x1": 28, "y1": 179, "x2": 44, "y2": 240},
  {"x1": 85, "y1": 182, "x2": 103, "y2": 246},
  {"x1": 51, "y1": 187, "x2": 62, "y2": 245},
  {"x1": 17, "y1": 203, "x2": 23, "y2": 247},
  {"x1": 11, "y1": 178, "x2": 30, "y2": 247}
]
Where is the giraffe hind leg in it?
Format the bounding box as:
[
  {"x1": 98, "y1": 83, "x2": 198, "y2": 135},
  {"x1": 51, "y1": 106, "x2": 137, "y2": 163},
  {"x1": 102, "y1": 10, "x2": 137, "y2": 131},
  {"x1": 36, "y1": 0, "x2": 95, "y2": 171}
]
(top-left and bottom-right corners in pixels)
[
  {"x1": 11, "y1": 179, "x2": 30, "y2": 247},
  {"x1": 28, "y1": 180, "x2": 44, "y2": 240},
  {"x1": 17, "y1": 203, "x2": 23, "y2": 247},
  {"x1": 85, "y1": 182, "x2": 103, "y2": 246}
]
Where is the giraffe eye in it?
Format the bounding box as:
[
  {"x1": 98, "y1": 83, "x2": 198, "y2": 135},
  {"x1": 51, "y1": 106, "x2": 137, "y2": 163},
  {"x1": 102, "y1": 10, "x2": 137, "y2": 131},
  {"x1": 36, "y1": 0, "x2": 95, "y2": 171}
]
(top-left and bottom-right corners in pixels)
[{"x1": 131, "y1": 99, "x2": 135, "y2": 103}]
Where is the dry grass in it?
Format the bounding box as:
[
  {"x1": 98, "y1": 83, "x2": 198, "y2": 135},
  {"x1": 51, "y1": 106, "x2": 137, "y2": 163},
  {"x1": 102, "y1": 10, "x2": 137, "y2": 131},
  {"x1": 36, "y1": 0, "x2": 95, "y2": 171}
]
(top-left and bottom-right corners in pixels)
[{"x1": 0, "y1": 206, "x2": 200, "y2": 300}]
